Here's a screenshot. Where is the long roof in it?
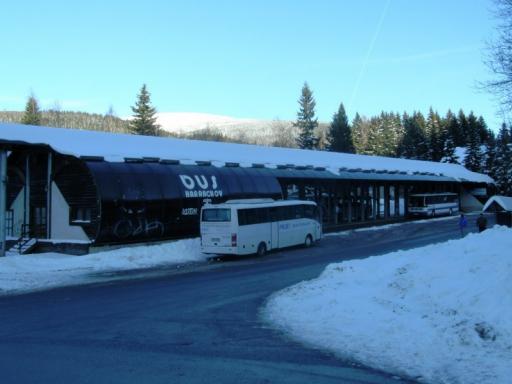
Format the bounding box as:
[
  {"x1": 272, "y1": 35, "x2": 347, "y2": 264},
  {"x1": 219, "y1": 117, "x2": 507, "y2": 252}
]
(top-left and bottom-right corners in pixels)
[{"x1": 0, "y1": 123, "x2": 493, "y2": 184}]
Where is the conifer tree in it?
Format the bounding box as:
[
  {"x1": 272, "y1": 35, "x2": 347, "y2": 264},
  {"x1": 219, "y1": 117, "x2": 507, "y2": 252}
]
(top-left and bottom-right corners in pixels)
[
  {"x1": 365, "y1": 116, "x2": 382, "y2": 155},
  {"x1": 397, "y1": 112, "x2": 428, "y2": 159},
  {"x1": 326, "y1": 102, "x2": 354, "y2": 153},
  {"x1": 484, "y1": 130, "x2": 498, "y2": 181},
  {"x1": 294, "y1": 82, "x2": 319, "y2": 150},
  {"x1": 414, "y1": 111, "x2": 429, "y2": 159},
  {"x1": 129, "y1": 84, "x2": 160, "y2": 136},
  {"x1": 456, "y1": 109, "x2": 469, "y2": 146},
  {"x1": 495, "y1": 123, "x2": 512, "y2": 194},
  {"x1": 374, "y1": 112, "x2": 400, "y2": 157},
  {"x1": 476, "y1": 116, "x2": 489, "y2": 143},
  {"x1": 440, "y1": 111, "x2": 458, "y2": 163},
  {"x1": 426, "y1": 107, "x2": 443, "y2": 161},
  {"x1": 351, "y1": 113, "x2": 370, "y2": 154},
  {"x1": 464, "y1": 112, "x2": 483, "y2": 172},
  {"x1": 21, "y1": 94, "x2": 42, "y2": 126}
]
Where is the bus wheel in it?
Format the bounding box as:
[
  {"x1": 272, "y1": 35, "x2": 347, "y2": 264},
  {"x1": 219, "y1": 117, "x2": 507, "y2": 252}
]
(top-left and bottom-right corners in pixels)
[
  {"x1": 304, "y1": 234, "x2": 313, "y2": 248},
  {"x1": 257, "y1": 242, "x2": 267, "y2": 256}
]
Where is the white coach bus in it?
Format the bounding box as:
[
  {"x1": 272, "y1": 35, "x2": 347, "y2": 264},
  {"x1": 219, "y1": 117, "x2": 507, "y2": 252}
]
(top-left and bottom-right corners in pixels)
[
  {"x1": 408, "y1": 192, "x2": 459, "y2": 217},
  {"x1": 200, "y1": 199, "x2": 322, "y2": 256}
]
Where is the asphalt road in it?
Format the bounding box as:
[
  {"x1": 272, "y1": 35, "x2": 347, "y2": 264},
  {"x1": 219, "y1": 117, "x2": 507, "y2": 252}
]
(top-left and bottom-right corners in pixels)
[{"x1": 0, "y1": 214, "x2": 492, "y2": 384}]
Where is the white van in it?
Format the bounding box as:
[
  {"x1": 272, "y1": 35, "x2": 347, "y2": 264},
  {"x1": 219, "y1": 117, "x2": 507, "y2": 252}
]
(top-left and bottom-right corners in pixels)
[{"x1": 200, "y1": 199, "x2": 322, "y2": 256}]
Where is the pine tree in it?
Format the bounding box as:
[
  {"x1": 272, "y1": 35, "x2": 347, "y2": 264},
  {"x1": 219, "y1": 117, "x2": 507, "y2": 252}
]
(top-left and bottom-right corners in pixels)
[
  {"x1": 351, "y1": 113, "x2": 369, "y2": 154},
  {"x1": 495, "y1": 123, "x2": 512, "y2": 195},
  {"x1": 440, "y1": 111, "x2": 458, "y2": 163},
  {"x1": 375, "y1": 112, "x2": 400, "y2": 157},
  {"x1": 21, "y1": 94, "x2": 42, "y2": 126},
  {"x1": 414, "y1": 111, "x2": 429, "y2": 159},
  {"x1": 327, "y1": 102, "x2": 354, "y2": 153},
  {"x1": 444, "y1": 109, "x2": 462, "y2": 150},
  {"x1": 484, "y1": 130, "x2": 498, "y2": 181},
  {"x1": 464, "y1": 112, "x2": 483, "y2": 172},
  {"x1": 294, "y1": 82, "x2": 319, "y2": 150},
  {"x1": 476, "y1": 116, "x2": 489, "y2": 143},
  {"x1": 129, "y1": 84, "x2": 160, "y2": 136},
  {"x1": 456, "y1": 109, "x2": 468, "y2": 147},
  {"x1": 365, "y1": 116, "x2": 381, "y2": 155},
  {"x1": 397, "y1": 112, "x2": 428, "y2": 159},
  {"x1": 426, "y1": 107, "x2": 443, "y2": 161}
]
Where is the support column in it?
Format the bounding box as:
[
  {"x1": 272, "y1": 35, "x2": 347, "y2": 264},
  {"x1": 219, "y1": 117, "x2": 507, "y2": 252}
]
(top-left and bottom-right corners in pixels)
[
  {"x1": 46, "y1": 152, "x2": 52, "y2": 239},
  {"x1": 0, "y1": 150, "x2": 7, "y2": 257},
  {"x1": 372, "y1": 184, "x2": 377, "y2": 221},
  {"x1": 347, "y1": 184, "x2": 353, "y2": 223},
  {"x1": 395, "y1": 184, "x2": 400, "y2": 217},
  {"x1": 360, "y1": 184, "x2": 366, "y2": 221},
  {"x1": 384, "y1": 184, "x2": 390, "y2": 219},
  {"x1": 404, "y1": 185, "x2": 410, "y2": 217},
  {"x1": 24, "y1": 154, "x2": 30, "y2": 236}
]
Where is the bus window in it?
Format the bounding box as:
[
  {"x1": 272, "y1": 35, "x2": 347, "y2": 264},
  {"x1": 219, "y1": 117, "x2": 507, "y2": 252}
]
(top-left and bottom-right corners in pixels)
[
  {"x1": 269, "y1": 207, "x2": 278, "y2": 222},
  {"x1": 304, "y1": 204, "x2": 314, "y2": 219},
  {"x1": 202, "y1": 208, "x2": 231, "y2": 222},
  {"x1": 409, "y1": 196, "x2": 425, "y2": 207},
  {"x1": 281, "y1": 206, "x2": 295, "y2": 220},
  {"x1": 237, "y1": 209, "x2": 247, "y2": 225},
  {"x1": 238, "y1": 208, "x2": 269, "y2": 225},
  {"x1": 292, "y1": 205, "x2": 304, "y2": 219}
]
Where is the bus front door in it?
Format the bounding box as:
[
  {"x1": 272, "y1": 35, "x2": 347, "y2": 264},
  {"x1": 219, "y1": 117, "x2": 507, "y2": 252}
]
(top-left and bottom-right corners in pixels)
[{"x1": 270, "y1": 221, "x2": 279, "y2": 250}]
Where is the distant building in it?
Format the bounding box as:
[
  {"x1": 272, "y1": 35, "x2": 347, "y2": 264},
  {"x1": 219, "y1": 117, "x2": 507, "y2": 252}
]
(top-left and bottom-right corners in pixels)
[
  {"x1": 0, "y1": 123, "x2": 494, "y2": 254},
  {"x1": 483, "y1": 195, "x2": 512, "y2": 227}
]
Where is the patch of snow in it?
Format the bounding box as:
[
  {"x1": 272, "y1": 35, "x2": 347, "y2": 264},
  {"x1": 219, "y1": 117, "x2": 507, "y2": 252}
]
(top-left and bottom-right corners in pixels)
[
  {"x1": 455, "y1": 146, "x2": 466, "y2": 164},
  {"x1": 324, "y1": 215, "x2": 471, "y2": 237},
  {"x1": 264, "y1": 226, "x2": 512, "y2": 384},
  {"x1": 155, "y1": 112, "x2": 269, "y2": 134},
  {"x1": 0, "y1": 238, "x2": 205, "y2": 295}
]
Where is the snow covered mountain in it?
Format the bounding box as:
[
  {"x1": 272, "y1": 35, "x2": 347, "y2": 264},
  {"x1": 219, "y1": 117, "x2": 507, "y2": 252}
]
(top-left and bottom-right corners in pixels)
[{"x1": 155, "y1": 112, "x2": 298, "y2": 146}]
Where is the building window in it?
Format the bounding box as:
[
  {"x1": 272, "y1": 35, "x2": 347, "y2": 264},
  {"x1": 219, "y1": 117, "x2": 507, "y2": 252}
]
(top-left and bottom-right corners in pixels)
[
  {"x1": 5, "y1": 210, "x2": 13, "y2": 237},
  {"x1": 70, "y1": 207, "x2": 92, "y2": 224},
  {"x1": 34, "y1": 207, "x2": 46, "y2": 226}
]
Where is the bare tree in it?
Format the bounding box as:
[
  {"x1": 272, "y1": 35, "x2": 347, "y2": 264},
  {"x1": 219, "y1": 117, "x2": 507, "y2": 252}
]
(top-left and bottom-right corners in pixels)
[
  {"x1": 485, "y1": 0, "x2": 512, "y2": 114},
  {"x1": 270, "y1": 119, "x2": 297, "y2": 148}
]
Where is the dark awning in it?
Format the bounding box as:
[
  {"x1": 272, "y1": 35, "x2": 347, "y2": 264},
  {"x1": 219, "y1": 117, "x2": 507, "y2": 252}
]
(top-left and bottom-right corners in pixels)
[{"x1": 84, "y1": 161, "x2": 283, "y2": 202}]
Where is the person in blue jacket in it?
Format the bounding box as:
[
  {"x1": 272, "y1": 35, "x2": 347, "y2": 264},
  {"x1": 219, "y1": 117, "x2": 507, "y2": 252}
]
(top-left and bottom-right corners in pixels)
[{"x1": 458, "y1": 213, "x2": 468, "y2": 237}]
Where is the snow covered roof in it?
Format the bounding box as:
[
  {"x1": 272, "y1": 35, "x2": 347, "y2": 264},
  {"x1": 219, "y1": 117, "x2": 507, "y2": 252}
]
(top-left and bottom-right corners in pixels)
[
  {"x1": 482, "y1": 195, "x2": 512, "y2": 212},
  {"x1": 0, "y1": 123, "x2": 493, "y2": 184}
]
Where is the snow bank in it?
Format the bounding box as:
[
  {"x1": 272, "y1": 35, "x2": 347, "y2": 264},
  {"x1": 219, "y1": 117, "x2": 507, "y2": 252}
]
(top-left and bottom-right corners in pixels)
[
  {"x1": 0, "y1": 238, "x2": 204, "y2": 295},
  {"x1": 264, "y1": 226, "x2": 512, "y2": 384}
]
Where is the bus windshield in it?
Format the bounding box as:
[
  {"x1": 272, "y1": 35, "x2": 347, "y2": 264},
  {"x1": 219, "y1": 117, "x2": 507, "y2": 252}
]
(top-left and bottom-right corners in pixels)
[{"x1": 202, "y1": 208, "x2": 231, "y2": 222}]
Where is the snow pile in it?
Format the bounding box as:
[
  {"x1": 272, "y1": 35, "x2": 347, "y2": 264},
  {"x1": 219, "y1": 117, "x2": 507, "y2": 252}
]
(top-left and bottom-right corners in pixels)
[
  {"x1": 264, "y1": 226, "x2": 512, "y2": 384},
  {"x1": 0, "y1": 238, "x2": 204, "y2": 295}
]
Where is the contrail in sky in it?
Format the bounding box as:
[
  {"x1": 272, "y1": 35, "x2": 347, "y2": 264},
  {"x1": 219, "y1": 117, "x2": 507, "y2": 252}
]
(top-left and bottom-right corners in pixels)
[{"x1": 348, "y1": 0, "x2": 392, "y2": 112}]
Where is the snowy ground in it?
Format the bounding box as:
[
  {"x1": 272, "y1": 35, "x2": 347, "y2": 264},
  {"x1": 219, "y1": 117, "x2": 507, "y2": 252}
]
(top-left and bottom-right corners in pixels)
[
  {"x1": 0, "y1": 239, "x2": 205, "y2": 295},
  {"x1": 324, "y1": 214, "x2": 459, "y2": 237},
  {"x1": 264, "y1": 226, "x2": 512, "y2": 384}
]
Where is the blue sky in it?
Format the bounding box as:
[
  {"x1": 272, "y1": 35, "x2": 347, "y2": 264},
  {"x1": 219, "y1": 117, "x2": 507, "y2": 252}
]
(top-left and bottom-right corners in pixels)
[{"x1": 0, "y1": 0, "x2": 506, "y2": 129}]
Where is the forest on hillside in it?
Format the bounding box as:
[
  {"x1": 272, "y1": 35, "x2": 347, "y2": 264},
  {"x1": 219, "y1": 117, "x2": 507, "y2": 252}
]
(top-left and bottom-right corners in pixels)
[{"x1": 0, "y1": 110, "x2": 129, "y2": 133}]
